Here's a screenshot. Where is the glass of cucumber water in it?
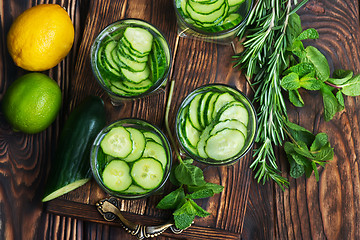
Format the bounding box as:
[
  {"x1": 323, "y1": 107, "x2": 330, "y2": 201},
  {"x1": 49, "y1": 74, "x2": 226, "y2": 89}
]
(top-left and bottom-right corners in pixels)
[
  {"x1": 173, "y1": 0, "x2": 253, "y2": 44},
  {"x1": 90, "y1": 19, "x2": 172, "y2": 105},
  {"x1": 90, "y1": 119, "x2": 172, "y2": 199},
  {"x1": 175, "y1": 84, "x2": 258, "y2": 166}
]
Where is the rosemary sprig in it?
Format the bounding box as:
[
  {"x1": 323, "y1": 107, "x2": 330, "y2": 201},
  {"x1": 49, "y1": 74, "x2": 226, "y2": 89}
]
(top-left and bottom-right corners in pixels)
[{"x1": 233, "y1": 0, "x2": 308, "y2": 189}]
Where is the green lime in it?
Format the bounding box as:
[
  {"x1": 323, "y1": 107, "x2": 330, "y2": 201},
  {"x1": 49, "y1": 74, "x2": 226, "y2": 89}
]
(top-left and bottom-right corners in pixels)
[{"x1": 2, "y1": 73, "x2": 62, "y2": 134}]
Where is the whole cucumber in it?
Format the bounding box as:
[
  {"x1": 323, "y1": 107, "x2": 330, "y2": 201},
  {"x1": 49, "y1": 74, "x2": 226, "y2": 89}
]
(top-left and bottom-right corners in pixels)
[{"x1": 42, "y1": 96, "x2": 106, "y2": 202}]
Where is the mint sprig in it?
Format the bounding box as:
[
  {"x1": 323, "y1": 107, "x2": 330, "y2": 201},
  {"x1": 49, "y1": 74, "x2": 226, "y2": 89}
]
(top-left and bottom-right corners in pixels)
[
  {"x1": 281, "y1": 21, "x2": 360, "y2": 121},
  {"x1": 160, "y1": 80, "x2": 224, "y2": 230}
]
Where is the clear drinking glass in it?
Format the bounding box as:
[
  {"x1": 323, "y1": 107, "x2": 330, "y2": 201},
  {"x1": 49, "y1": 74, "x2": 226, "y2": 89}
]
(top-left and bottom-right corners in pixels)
[
  {"x1": 90, "y1": 118, "x2": 172, "y2": 199},
  {"x1": 90, "y1": 19, "x2": 172, "y2": 105},
  {"x1": 173, "y1": 0, "x2": 253, "y2": 44},
  {"x1": 175, "y1": 84, "x2": 258, "y2": 166}
]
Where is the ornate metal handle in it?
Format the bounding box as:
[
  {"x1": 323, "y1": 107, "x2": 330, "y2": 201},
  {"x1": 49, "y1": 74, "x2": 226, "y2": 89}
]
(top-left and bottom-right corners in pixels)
[{"x1": 96, "y1": 197, "x2": 188, "y2": 239}]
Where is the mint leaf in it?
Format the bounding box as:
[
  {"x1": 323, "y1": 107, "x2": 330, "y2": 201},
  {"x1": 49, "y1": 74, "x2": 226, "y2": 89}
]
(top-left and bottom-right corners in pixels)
[
  {"x1": 156, "y1": 187, "x2": 185, "y2": 210},
  {"x1": 293, "y1": 141, "x2": 314, "y2": 159},
  {"x1": 336, "y1": 90, "x2": 345, "y2": 109},
  {"x1": 310, "y1": 133, "x2": 329, "y2": 151},
  {"x1": 299, "y1": 76, "x2": 322, "y2": 90},
  {"x1": 281, "y1": 72, "x2": 300, "y2": 90},
  {"x1": 296, "y1": 28, "x2": 319, "y2": 41},
  {"x1": 286, "y1": 121, "x2": 315, "y2": 146},
  {"x1": 283, "y1": 62, "x2": 315, "y2": 78},
  {"x1": 188, "y1": 188, "x2": 215, "y2": 199},
  {"x1": 320, "y1": 84, "x2": 339, "y2": 121},
  {"x1": 288, "y1": 89, "x2": 304, "y2": 107},
  {"x1": 328, "y1": 69, "x2": 353, "y2": 85},
  {"x1": 288, "y1": 155, "x2": 305, "y2": 178},
  {"x1": 187, "y1": 182, "x2": 224, "y2": 194},
  {"x1": 341, "y1": 74, "x2": 360, "y2": 96},
  {"x1": 188, "y1": 199, "x2": 210, "y2": 217},
  {"x1": 305, "y1": 46, "x2": 330, "y2": 81},
  {"x1": 175, "y1": 162, "x2": 206, "y2": 186},
  {"x1": 289, "y1": 40, "x2": 306, "y2": 59},
  {"x1": 312, "y1": 143, "x2": 334, "y2": 162},
  {"x1": 312, "y1": 162, "x2": 320, "y2": 181},
  {"x1": 286, "y1": 13, "x2": 302, "y2": 45}
]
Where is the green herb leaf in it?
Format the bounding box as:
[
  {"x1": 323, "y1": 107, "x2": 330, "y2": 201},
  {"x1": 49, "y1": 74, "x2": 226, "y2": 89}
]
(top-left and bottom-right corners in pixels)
[
  {"x1": 188, "y1": 199, "x2": 210, "y2": 217},
  {"x1": 296, "y1": 28, "x2": 319, "y2": 41},
  {"x1": 310, "y1": 133, "x2": 329, "y2": 151},
  {"x1": 283, "y1": 62, "x2": 315, "y2": 78},
  {"x1": 289, "y1": 40, "x2": 306, "y2": 59},
  {"x1": 336, "y1": 90, "x2": 345, "y2": 109},
  {"x1": 281, "y1": 72, "x2": 300, "y2": 90},
  {"x1": 188, "y1": 188, "x2": 215, "y2": 199},
  {"x1": 187, "y1": 182, "x2": 224, "y2": 194},
  {"x1": 299, "y1": 76, "x2": 323, "y2": 90},
  {"x1": 286, "y1": 13, "x2": 302, "y2": 45},
  {"x1": 293, "y1": 141, "x2": 314, "y2": 159},
  {"x1": 288, "y1": 89, "x2": 304, "y2": 107},
  {"x1": 320, "y1": 84, "x2": 339, "y2": 121},
  {"x1": 175, "y1": 162, "x2": 206, "y2": 186},
  {"x1": 305, "y1": 46, "x2": 330, "y2": 81},
  {"x1": 286, "y1": 121, "x2": 315, "y2": 146},
  {"x1": 312, "y1": 162, "x2": 320, "y2": 181},
  {"x1": 288, "y1": 155, "x2": 305, "y2": 178},
  {"x1": 156, "y1": 187, "x2": 185, "y2": 210},
  {"x1": 328, "y1": 69, "x2": 353, "y2": 85},
  {"x1": 173, "y1": 200, "x2": 195, "y2": 230},
  {"x1": 341, "y1": 74, "x2": 360, "y2": 96}
]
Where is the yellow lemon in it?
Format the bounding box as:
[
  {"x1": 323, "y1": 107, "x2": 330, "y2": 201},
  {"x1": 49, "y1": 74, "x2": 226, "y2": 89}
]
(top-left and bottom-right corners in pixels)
[
  {"x1": 2, "y1": 73, "x2": 62, "y2": 134},
  {"x1": 7, "y1": 4, "x2": 74, "y2": 71}
]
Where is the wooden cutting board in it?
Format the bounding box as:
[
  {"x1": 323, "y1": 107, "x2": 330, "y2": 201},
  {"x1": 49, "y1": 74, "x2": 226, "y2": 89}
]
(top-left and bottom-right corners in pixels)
[{"x1": 44, "y1": 0, "x2": 254, "y2": 238}]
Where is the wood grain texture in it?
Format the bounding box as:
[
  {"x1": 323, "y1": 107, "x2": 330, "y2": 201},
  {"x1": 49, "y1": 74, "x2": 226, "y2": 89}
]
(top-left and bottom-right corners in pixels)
[
  {"x1": 242, "y1": 1, "x2": 360, "y2": 240},
  {"x1": 1, "y1": 0, "x2": 360, "y2": 239}
]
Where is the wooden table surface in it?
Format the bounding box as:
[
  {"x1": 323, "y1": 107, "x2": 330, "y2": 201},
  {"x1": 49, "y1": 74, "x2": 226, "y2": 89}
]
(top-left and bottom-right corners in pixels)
[{"x1": 1, "y1": 0, "x2": 360, "y2": 239}]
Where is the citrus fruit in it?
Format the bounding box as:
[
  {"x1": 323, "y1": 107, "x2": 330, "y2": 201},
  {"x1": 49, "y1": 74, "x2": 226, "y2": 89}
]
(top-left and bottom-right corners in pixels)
[
  {"x1": 7, "y1": 4, "x2": 74, "y2": 71},
  {"x1": 2, "y1": 73, "x2": 62, "y2": 134}
]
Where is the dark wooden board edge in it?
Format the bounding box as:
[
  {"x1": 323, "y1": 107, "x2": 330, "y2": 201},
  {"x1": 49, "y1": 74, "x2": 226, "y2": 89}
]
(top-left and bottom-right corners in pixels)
[{"x1": 45, "y1": 198, "x2": 241, "y2": 240}]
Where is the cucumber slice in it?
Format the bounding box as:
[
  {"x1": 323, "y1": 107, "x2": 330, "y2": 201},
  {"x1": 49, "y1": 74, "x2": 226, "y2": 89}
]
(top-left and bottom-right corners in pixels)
[
  {"x1": 228, "y1": 0, "x2": 245, "y2": 6},
  {"x1": 188, "y1": 0, "x2": 225, "y2": 14},
  {"x1": 122, "y1": 79, "x2": 152, "y2": 90},
  {"x1": 120, "y1": 66, "x2": 150, "y2": 83},
  {"x1": 117, "y1": 53, "x2": 147, "y2": 72},
  {"x1": 187, "y1": 2, "x2": 227, "y2": 24},
  {"x1": 188, "y1": 93, "x2": 203, "y2": 131},
  {"x1": 217, "y1": 101, "x2": 249, "y2": 125},
  {"x1": 184, "y1": 114, "x2": 201, "y2": 148},
  {"x1": 143, "y1": 131, "x2": 163, "y2": 145},
  {"x1": 210, "y1": 119, "x2": 247, "y2": 138},
  {"x1": 205, "y1": 128, "x2": 245, "y2": 160},
  {"x1": 131, "y1": 158, "x2": 164, "y2": 189},
  {"x1": 123, "y1": 27, "x2": 154, "y2": 54},
  {"x1": 198, "y1": 91, "x2": 213, "y2": 128},
  {"x1": 142, "y1": 141, "x2": 168, "y2": 168},
  {"x1": 118, "y1": 45, "x2": 149, "y2": 63},
  {"x1": 196, "y1": 123, "x2": 213, "y2": 158},
  {"x1": 121, "y1": 184, "x2": 149, "y2": 194},
  {"x1": 212, "y1": 92, "x2": 236, "y2": 119},
  {"x1": 102, "y1": 160, "x2": 132, "y2": 192},
  {"x1": 104, "y1": 41, "x2": 120, "y2": 71},
  {"x1": 206, "y1": 92, "x2": 219, "y2": 124},
  {"x1": 123, "y1": 127, "x2": 146, "y2": 162},
  {"x1": 119, "y1": 38, "x2": 148, "y2": 58},
  {"x1": 100, "y1": 126, "x2": 133, "y2": 158},
  {"x1": 111, "y1": 81, "x2": 147, "y2": 95}
]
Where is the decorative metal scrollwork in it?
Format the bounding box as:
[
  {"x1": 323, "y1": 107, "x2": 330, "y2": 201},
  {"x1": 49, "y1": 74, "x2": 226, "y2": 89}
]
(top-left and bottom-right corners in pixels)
[{"x1": 96, "y1": 197, "x2": 190, "y2": 239}]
